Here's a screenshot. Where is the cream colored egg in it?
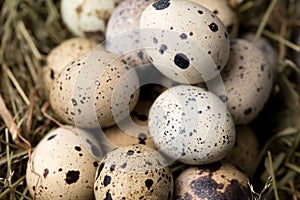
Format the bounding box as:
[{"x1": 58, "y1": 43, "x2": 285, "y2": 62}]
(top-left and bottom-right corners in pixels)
[
  {"x1": 61, "y1": 0, "x2": 121, "y2": 41},
  {"x1": 94, "y1": 144, "x2": 174, "y2": 199},
  {"x1": 139, "y1": 0, "x2": 230, "y2": 84},
  {"x1": 26, "y1": 126, "x2": 101, "y2": 199},
  {"x1": 209, "y1": 39, "x2": 273, "y2": 125},
  {"x1": 175, "y1": 161, "x2": 251, "y2": 200},
  {"x1": 148, "y1": 85, "x2": 235, "y2": 165},
  {"x1": 106, "y1": 0, "x2": 156, "y2": 67},
  {"x1": 43, "y1": 37, "x2": 97, "y2": 94},
  {"x1": 189, "y1": 0, "x2": 239, "y2": 38},
  {"x1": 49, "y1": 48, "x2": 140, "y2": 128}
]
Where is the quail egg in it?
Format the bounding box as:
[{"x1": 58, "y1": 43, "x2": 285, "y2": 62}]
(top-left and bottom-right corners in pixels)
[
  {"x1": 209, "y1": 39, "x2": 273, "y2": 125},
  {"x1": 50, "y1": 48, "x2": 140, "y2": 128},
  {"x1": 26, "y1": 126, "x2": 101, "y2": 199},
  {"x1": 94, "y1": 144, "x2": 174, "y2": 199},
  {"x1": 226, "y1": 126, "x2": 259, "y2": 177},
  {"x1": 148, "y1": 85, "x2": 235, "y2": 165},
  {"x1": 106, "y1": 0, "x2": 155, "y2": 67},
  {"x1": 175, "y1": 161, "x2": 251, "y2": 200},
  {"x1": 43, "y1": 37, "x2": 97, "y2": 94},
  {"x1": 189, "y1": 0, "x2": 239, "y2": 38},
  {"x1": 61, "y1": 0, "x2": 121, "y2": 41},
  {"x1": 139, "y1": 0, "x2": 230, "y2": 84}
]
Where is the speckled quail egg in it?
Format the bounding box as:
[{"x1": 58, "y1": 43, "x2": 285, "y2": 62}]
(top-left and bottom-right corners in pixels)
[
  {"x1": 43, "y1": 37, "x2": 97, "y2": 94},
  {"x1": 26, "y1": 126, "x2": 101, "y2": 199},
  {"x1": 50, "y1": 48, "x2": 140, "y2": 128},
  {"x1": 189, "y1": 0, "x2": 239, "y2": 38},
  {"x1": 226, "y1": 126, "x2": 259, "y2": 177},
  {"x1": 106, "y1": 0, "x2": 156, "y2": 67},
  {"x1": 175, "y1": 161, "x2": 251, "y2": 200},
  {"x1": 242, "y1": 33, "x2": 277, "y2": 73},
  {"x1": 209, "y1": 39, "x2": 273, "y2": 125},
  {"x1": 61, "y1": 0, "x2": 121, "y2": 41},
  {"x1": 139, "y1": 0, "x2": 230, "y2": 84},
  {"x1": 104, "y1": 99, "x2": 157, "y2": 149},
  {"x1": 94, "y1": 144, "x2": 174, "y2": 199},
  {"x1": 148, "y1": 85, "x2": 235, "y2": 165}
]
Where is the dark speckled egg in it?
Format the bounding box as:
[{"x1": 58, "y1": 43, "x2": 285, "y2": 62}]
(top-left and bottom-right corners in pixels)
[
  {"x1": 139, "y1": 0, "x2": 230, "y2": 84},
  {"x1": 148, "y1": 85, "x2": 235, "y2": 165},
  {"x1": 106, "y1": 0, "x2": 156, "y2": 67},
  {"x1": 209, "y1": 39, "x2": 273, "y2": 125},
  {"x1": 175, "y1": 161, "x2": 251, "y2": 200},
  {"x1": 26, "y1": 126, "x2": 101, "y2": 199},
  {"x1": 94, "y1": 144, "x2": 173, "y2": 200}
]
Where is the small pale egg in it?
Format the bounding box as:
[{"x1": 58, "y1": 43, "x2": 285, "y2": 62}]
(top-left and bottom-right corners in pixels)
[
  {"x1": 139, "y1": 0, "x2": 230, "y2": 84},
  {"x1": 226, "y1": 126, "x2": 259, "y2": 177},
  {"x1": 189, "y1": 0, "x2": 239, "y2": 38},
  {"x1": 60, "y1": 0, "x2": 121, "y2": 41},
  {"x1": 43, "y1": 37, "x2": 98, "y2": 94},
  {"x1": 94, "y1": 144, "x2": 174, "y2": 199},
  {"x1": 209, "y1": 39, "x2": 273, "y2": 125},
  {"x1": 148, "y1": 85, "x2": 235, "y2": 165},
  {"x1": 49, "y1": 48, "x2": 140, "y2": 128},
  {"x1": 175, "y1": 161, "x2": 251, "y2": 200},
  {"x1": 104, "y1": 99, "x2": 157, "y2": 149},
  {"x1": 106, "y1": 0, "x2": 156, "y2": 67},
  {"x1": 26, "y1": 126, "x2": 101, "y2": 199}
]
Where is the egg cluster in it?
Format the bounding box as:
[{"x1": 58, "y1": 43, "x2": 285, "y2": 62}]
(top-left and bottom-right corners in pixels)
[{"x1": 27, "y1": 0, "x2": 276, "y2": 199}]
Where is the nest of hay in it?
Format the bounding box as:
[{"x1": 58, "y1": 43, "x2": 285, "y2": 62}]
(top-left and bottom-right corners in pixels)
[{"x1": 0, "y1": 0, "x2": 299, "y2": 199}]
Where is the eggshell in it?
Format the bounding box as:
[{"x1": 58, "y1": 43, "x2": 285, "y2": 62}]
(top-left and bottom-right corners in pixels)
[
  {"x1": 94, "y1": 144, "x2": 174, "y2": 199},
  {"x1": 189, "y1": 0, "x2": 239, "y2": 38},
  {"x1": 226, "y1": 126, "x2": 259, "y2": 177},
  {"x1": 148, "y1": 85, "x2": 235, "y2": 165},
  {"x1": 43, "y1": 37, "x2": 97, "y2": 93},
  {"x1": 50, "y1": 47, "x2": 140, "y2": 128},
  {"x1": 139, "y1": 0, "x2": 230, "y2": 84},
  {"x1": 242, "y1": 33, "x2": 277, "y2": 73},
  {"x1": 209, "y1": 39, "x2": 273, "y2": 125},
  {"x1": 61, "y1": 0, "x2": 121, "y2": 40},
  {"x1": 175, "y1": 161, "x2": 251, "y2": 200},
  {"x1": 26, "y1": 126, "x2": 101, "y2": 199},
  {"x1": 106, "y1": 0, "x2": 156, "y2": 67}
]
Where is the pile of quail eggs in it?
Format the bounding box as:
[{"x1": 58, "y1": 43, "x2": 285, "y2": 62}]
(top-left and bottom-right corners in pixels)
[{"x1": 26, "y1": 0, "x2": 277, "y2": 199}]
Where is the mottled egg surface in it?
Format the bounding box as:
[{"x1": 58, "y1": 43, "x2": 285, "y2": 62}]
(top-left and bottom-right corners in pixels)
[
  {"x1": 43, "y1": 37, "x2": 97, "y2": 93},
  {"x1": 209, "y1": 39, "x2": 273, "y2": 125},
  {"x1": 94, "y1": 144, "x2": 173, "y2": 200},
  {"x1": 61, "y1": 0, "x2": 121, "y2": 41},
  {"x1": 190, "y1": 0, "x2": 239, "y2": 38},
  {"x1": 175, "y1": 161, "x2": 251, "y2": 200},
  {"x1": 242, "y1": 33, "x2": 277, "y2": 73},
  {"x1": 50, "y1": 48, "x2": 140, "y2": 128},
  {"x1": 106, "y1": 0, "x2": 155, "y2": 67},
  {"x1": 26, "y1": 126, "x2": 100, "y2": 199},
  {"x1": 148, "y1": 85, "x2": 235, "y2": 165},
  {"x1": 139, "y1": 0, "x2": 230, "y2": 84}
]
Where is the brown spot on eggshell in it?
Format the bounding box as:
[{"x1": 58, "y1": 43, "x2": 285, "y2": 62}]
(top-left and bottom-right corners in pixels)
[
  {"x1": 65, "y1": 170, "x2": 80, "y2": 184},
  {"x1": 43, "y1": 168, "x2": 49, "y2": 178}
]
